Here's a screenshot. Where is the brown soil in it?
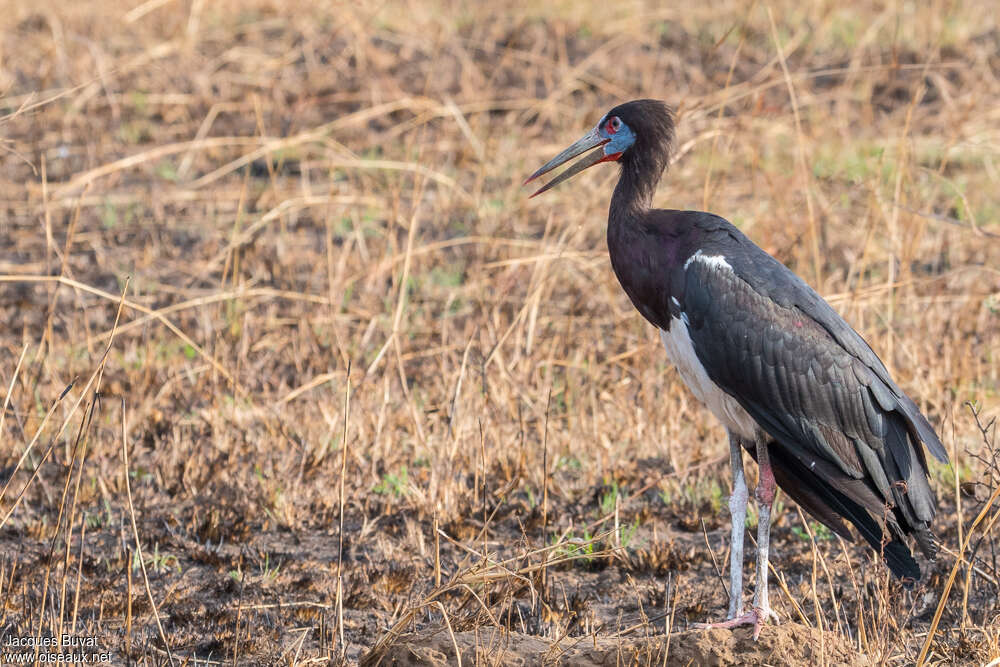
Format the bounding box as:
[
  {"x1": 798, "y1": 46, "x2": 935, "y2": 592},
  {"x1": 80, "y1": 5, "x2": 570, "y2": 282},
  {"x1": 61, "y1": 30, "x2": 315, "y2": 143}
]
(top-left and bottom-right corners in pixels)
[{"x1": 368, "y1": 623, "x2": 867, "y2": 666}]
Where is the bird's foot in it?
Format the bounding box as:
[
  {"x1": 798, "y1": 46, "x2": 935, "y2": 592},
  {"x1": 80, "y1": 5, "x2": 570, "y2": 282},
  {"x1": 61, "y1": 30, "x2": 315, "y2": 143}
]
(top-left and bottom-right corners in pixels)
[{"x1": 693, "y1": 606, "x2": 778, "y2": 640}]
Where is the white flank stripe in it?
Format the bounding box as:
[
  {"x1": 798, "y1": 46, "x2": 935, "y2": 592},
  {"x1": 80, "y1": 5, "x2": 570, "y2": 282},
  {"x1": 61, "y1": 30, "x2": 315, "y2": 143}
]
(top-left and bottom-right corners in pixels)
[{"x1": 659, "y1": 318, "x2": 757, "y2": 440}]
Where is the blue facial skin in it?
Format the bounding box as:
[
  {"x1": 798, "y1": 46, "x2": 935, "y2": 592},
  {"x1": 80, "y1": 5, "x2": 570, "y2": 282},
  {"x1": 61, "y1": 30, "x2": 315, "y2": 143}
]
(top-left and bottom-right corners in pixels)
[{"x1": 601, "y1": 119, "x2": 636, "y2": 157}]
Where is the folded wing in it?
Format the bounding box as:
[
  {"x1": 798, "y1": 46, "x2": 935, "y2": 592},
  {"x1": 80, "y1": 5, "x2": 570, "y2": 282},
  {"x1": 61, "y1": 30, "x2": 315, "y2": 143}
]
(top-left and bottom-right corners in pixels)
[{"x1": 680, "y1": 235, "x2": 945, "y2": 561}]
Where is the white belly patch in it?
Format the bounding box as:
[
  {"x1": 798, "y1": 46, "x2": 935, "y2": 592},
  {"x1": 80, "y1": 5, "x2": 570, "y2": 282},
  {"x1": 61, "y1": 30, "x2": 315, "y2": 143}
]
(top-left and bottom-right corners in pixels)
[{"x1": 659, "y1": 318, "x2": 758, "y2": 440}]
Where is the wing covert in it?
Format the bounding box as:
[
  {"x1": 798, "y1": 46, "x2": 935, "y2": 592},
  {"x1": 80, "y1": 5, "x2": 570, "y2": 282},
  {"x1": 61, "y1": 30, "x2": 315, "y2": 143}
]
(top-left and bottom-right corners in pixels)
[{"x1": 680, "y1": 253, "x2": 938, "y2": 526}]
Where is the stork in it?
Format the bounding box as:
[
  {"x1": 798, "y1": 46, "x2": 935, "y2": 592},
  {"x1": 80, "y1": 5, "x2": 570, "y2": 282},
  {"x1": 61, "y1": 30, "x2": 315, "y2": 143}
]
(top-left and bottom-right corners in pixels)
[{"x1": 525, "y1": 100, "x2": 947, "y2": 638}]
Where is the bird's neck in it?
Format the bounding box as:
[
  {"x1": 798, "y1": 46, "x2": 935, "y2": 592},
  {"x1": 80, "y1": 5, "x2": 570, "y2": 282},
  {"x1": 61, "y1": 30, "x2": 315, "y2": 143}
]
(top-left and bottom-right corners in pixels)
[{"x1": 609, "y1": 154, "x2": 663, "y2": 224}]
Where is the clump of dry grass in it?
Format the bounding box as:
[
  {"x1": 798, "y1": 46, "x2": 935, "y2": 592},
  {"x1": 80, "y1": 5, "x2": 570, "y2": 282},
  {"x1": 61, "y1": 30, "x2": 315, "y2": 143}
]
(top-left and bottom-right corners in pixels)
[{"x1": 1, "y1": 0, "x2": 999, "y2": 664}]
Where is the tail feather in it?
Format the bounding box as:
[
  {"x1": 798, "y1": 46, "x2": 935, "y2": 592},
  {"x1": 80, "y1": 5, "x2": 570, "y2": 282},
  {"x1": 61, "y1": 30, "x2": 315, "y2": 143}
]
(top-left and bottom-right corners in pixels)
[{"x1": 752, "y1": 440, "x2": 921, "y2": 584}]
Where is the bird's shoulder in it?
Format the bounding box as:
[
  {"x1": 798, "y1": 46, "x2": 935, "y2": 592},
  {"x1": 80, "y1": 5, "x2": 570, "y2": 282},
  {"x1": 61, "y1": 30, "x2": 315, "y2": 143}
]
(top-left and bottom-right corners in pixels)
[{"x1": 659, "y1": 210, "x2": 885, "y2": 373}]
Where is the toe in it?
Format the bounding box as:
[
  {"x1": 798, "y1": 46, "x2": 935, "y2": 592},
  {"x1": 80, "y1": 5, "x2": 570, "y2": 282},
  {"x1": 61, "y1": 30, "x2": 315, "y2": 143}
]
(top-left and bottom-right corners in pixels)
[
  {"x1": 750, "y1": 607, "x2": 775, "y2": 640},
  {"x1": 694, "y1": 611, "x2": 758, "y2": 631}
]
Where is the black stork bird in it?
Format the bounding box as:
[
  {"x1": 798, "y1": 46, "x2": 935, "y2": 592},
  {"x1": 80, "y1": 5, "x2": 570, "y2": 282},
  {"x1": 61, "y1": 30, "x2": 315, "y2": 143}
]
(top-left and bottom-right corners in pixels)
[{"x1": 525, "y1": 100, "x2": 947, "y2": 638}]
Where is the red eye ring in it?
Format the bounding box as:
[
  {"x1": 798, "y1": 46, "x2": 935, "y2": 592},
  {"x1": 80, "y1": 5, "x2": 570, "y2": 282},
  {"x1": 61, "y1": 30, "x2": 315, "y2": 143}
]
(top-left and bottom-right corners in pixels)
[{"x1": 606, "y1": 116, "x2": 622, "y2": 134}]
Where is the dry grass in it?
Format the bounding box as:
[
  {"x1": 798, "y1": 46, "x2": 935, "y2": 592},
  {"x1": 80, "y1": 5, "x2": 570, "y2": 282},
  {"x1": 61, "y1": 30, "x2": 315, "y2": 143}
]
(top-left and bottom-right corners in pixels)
[{"x1": 1, "y1": 0, "x2": 999, "y2": 664}]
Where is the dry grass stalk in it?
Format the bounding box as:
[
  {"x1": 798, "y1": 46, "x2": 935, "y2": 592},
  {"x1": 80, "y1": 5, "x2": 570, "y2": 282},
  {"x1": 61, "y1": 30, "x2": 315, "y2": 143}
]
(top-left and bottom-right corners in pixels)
[{"x1": 1, "y1": 1, "x2": 998, "y2": 663}]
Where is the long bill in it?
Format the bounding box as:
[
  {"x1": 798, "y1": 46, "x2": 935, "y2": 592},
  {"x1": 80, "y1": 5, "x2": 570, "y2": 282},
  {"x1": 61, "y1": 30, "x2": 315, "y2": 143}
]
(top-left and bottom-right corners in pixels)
[{"x1": 524, "y1": 128, "x2": 610, "y2": 198}]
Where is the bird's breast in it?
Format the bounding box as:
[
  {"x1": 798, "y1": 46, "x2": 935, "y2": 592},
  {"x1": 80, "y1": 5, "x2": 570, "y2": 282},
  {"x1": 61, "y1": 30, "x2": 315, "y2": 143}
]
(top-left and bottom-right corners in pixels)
[{"x1": 659, "y1": 316, "x2": 758, "y2": 440}]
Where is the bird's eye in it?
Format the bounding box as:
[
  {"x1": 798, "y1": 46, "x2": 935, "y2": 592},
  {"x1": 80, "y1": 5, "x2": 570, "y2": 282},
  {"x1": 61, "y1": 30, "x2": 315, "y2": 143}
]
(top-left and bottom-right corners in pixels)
[{"x1": 606, "y1": 116, "x2": 621, "y2": 134}]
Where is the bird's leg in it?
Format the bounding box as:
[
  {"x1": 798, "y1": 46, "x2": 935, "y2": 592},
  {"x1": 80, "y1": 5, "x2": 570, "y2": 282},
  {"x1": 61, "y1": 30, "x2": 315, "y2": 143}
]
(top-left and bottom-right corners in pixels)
[
  {"x1": 726, "y1": 433, "x2": 747, "y2": 619},
  {"x1": 749, "y1": 437, "x2": 779, "y2": 639},
  {"x1": 694, "y1": 436, "x2": 779, "y2": 639},
  {"x1": 693, "y1": 432, "x2": 748, "y2": 628}
]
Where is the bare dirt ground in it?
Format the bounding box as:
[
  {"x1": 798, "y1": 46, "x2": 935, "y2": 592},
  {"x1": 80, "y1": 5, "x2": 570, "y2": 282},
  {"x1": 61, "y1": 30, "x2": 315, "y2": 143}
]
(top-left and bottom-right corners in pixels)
[
  {"x1": 2, "y1": 1, "x2": 999, "y2": 664},
  {"x1": 373, "y1": 623, "x2": 868, "y2": 666}
]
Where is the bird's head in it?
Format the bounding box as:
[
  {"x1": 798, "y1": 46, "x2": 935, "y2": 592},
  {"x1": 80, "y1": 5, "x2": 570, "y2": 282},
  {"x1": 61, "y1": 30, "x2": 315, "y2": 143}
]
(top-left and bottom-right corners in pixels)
[{"x1": 524, "y1": 99, "x2": 675, "y2": 197}]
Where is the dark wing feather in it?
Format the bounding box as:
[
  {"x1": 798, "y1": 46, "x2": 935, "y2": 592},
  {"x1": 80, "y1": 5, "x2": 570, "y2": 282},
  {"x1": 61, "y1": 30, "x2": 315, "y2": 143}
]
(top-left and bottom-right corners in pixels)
[
  {"x1": 679, "y1": 225, "x2": 943, "y2": 557},
  {"x1": 719, "y1": 231, "x2": 948, "y2": 464},
  {"x1": 749, "y1": 439, "x2": 921, "y2": 582}
]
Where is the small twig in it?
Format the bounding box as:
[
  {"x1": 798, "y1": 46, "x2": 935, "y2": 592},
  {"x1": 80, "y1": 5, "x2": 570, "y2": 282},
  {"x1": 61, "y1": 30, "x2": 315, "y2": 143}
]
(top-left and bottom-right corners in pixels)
[
  {"x1": 540, "y1": 385, "x2": 552, "y2": 599},
  {"x1": 121, "y1": 395, "x2": 175, "y2": 665},
  {"x1": 0, "y1": 344, "x2": 27, "y2": 447},
  {"x1": 125, "y1": 547, "x2": 133, "y2": 656},
  {"x1": 0, "y1": 381, "x2": 75, "y2": 527},
  {"x1": 918, "y1": 478, "x2": 1000, "y2": 665},
  {"x1": 70, "y1": 515, "x2": 86, "y2": 633},
  {"x1": 767, "y1": 6, "x2": 820, "y2": 286},
  {"x1": 434, "y1": 601, "x2": 463, "y2": 667},
  {"x1": 700, "y1": 518, "x2": 728, "y2": 601},
  {"x1": 335, "y1": 361, "x2": 352, "y2": 658},
  {"x1": 231, "y1": 565, "x2": 245, "y2": 667}
]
